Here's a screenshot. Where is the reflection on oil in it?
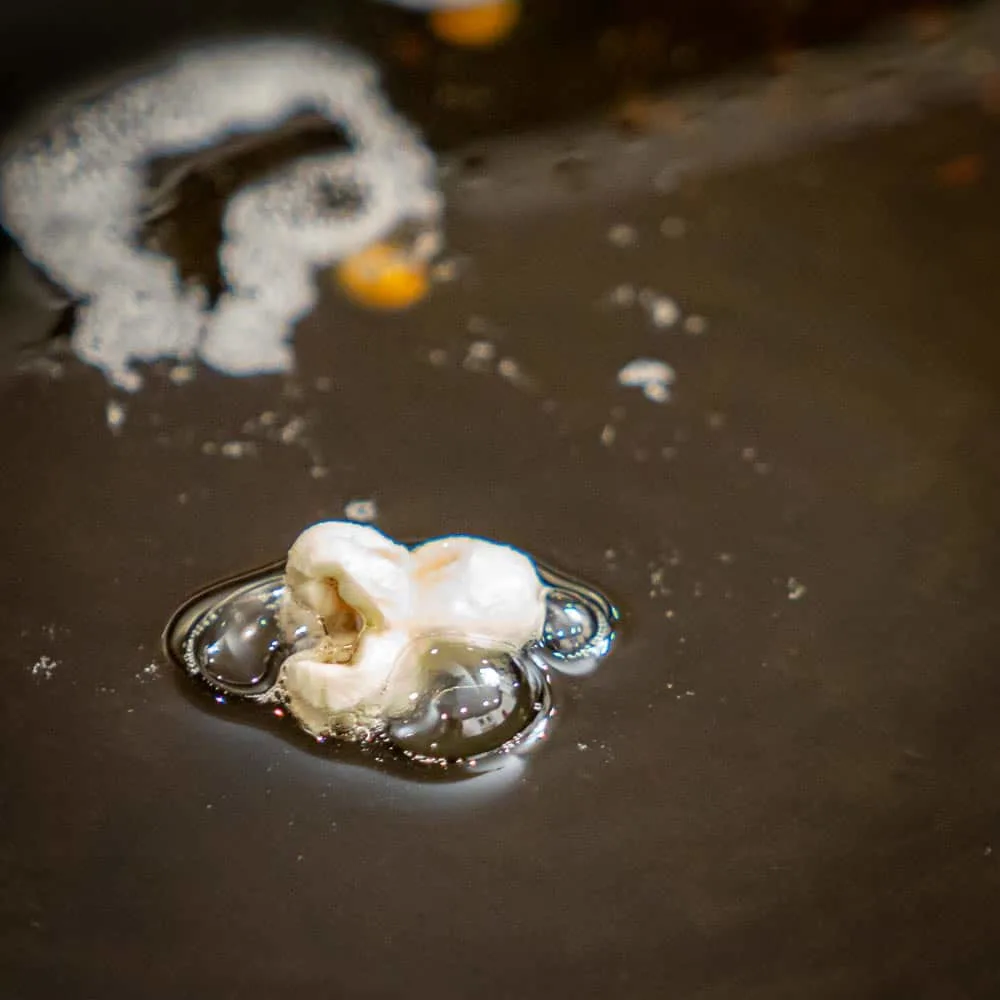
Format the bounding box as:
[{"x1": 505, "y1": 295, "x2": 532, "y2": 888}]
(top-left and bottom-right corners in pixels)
[{"x1": 386, "y1": 639, "x2": 550, "y2": 761}]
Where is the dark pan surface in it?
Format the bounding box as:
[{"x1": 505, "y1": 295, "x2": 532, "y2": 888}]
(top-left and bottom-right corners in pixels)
[{"x1": 2, "y1": 7, "x2": 1000, "y2": 999}]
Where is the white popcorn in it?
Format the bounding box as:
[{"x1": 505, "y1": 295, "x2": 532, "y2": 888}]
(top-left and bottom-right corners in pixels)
[
  {"x1": 277, "y1": 522, "x2": 546, "y2": 735},
  {"x1": 410, "y1": 536, "x2": 546, "y2": 648}
]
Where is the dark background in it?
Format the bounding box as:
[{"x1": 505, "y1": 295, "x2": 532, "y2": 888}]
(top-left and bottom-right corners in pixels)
[
  {"x1": 0, "y1": 0, "x2": 978, "y2": 144},
  {"x1": 1, "y1": 2, "x2": 999, "y2": 999}
]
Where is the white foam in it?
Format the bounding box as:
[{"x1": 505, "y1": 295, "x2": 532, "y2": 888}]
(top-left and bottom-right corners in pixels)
[
  {"x1": 617, "y1": 358, "x2": 676, "y2": 404},
  {"x1": 344, "y1": 498, "x2": 378, "y2": 523},
  {"x1": 0, "y1": 39, "x2": 442, "y2": 389}
]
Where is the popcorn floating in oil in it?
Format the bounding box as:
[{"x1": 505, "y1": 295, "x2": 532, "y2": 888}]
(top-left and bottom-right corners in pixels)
[{"x1": 164, "y1": 522, "x2": 617, "y2": 778}]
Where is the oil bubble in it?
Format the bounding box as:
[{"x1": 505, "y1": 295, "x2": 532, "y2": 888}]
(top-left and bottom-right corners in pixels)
[
  {"x1": 385, "y1": 639, "x2": 550, "y2": 762},
  {"x1": 165, "y1": 563, "x2": 288, "y2": 697},
  {"x1": 196, "y1": 585, "x2": 285, "y2": 690},
  {"x1": 531, "y1": 566, "x2": 618, "y2": 677}
]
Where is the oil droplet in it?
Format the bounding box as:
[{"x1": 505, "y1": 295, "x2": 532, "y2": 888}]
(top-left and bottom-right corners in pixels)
[
  {"x1": 165, "y1": 570, "x2": 290, "y2": 695},
  {"x1": 429, "y1": 1, "x2": 520, "y2": 48},
  {"x1": 163, "y1": 550, "x2": 617, "y2": 777},
  {"x1": 335, "y1": 242, "x2": 429, "y2": 311},
  {"x1": 532, "y1": 566, "x2": 618, "y2": 677},
  {"x1": 385, "y1": 640, "x2": 549, "y2": 762}
]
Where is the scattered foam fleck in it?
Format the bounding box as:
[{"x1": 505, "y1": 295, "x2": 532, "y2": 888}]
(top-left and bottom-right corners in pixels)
[
  {"x1": 105, "y1": 400, "x2": 126, "y2": 434},
  {"x1": 496, "y1": 357, "x2": 521, "y2": 381},
  {"x1": 608, "y1": 223, "x2": 638, "y2": 248},
  {"x1": 639, "y1": 288, "x2": 681, "y2": 329},
  {"x1": 220, "y1": 440, "x2": 255, "y2": 459},
  {"x1": 279, "y1": 416, "x2": 307, "y2": 445},
  {"x1": 463, "y1": 340, "x2": 495, "y2": 371},
  {"x1": 30, "y1": 655, "x2": 58, "y2": 679},
  {"x1": 430, "y1": 257, "x2": 461, "y2": 283},
  {"x1": 787, "y1": 577, "x2": 807, "y2": 601},
  {"x1": 344, "y1": 498, "x2": 378, "y2": 523},
  {"x1": 683, "y1": 314, "x2": 708, "y2": 335},
  {"x1": 608, "y1": 283, "x2": 637, "y2": 308},
  {"x1": 136, "y1": 661, "x2": 161, "y2": 682},
  {"x1": 618, "y1": 358, "x2": 675, "y2": 403},
  {"x1": 641, "y1": 380, "x2": 669, "y2": 403}
]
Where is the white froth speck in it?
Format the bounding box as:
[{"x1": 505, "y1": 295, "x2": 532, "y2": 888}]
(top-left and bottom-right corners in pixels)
[
  {"x1": 31, "y1": 655, "x2": 58, "y2": 679},
  {"x1": 463, "y1": 340, "x2": 495, "y2": 371},
  {"x1": 600, "y1": 423, "x2": 616, "y2": 447},
  {"x1": 220, "y1": 440, "x2": 255, "y2": 458},
  {"x1": 496, "y1": 357, "x2": 521, "y2": 380},
  {"x1": 106, "y1": 400, "x2": 126, "y2": 434},
  {"x1": 639, "y1": 288, "x2": 680, "y2": 329},
  {"x1": 168, "y1": 364, "x2": 195, "y2": 385},
  {"x1": 618, "y1": 358, "x2": 675, "y2": 403},
  {"x1": 279, "y1": 416, "x2": 307, "y2": 445},
  {"x1": 652, "y1": 298, "x2": 681, "y2": 329},
  {"x1": 787, "y1": 577, "x2": 807, "y2": 601},
  {"x1": 0, "y1": 38, "x2": 443, "y2": 389},
  {"x1": 344, "y1": 499, "x2": 378, "y2": 523},
  {"x1": 608, "y1": 223, "x2": 638, "y2": 248},
  {"x1": 430, "y1": 258, "x2": 460, "y2": 283},
  {"x1": 609, "y1": 283, "x2": 636, "y2": 308},
  {"x1": 684, "y1": 314, "x2": 708, "y2": 335}
]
